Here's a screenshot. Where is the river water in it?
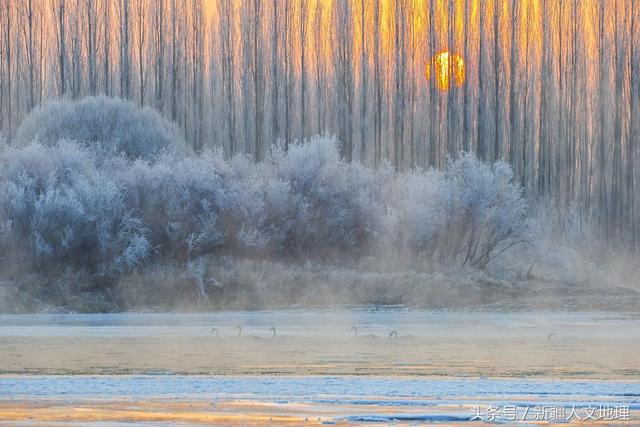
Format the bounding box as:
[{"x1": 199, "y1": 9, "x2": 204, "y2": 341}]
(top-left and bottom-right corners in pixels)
[
  {"x1": 1, "y1": 309, "x2": 639, "y2": 338},
  {"x1": 1, "y1": 309, "x2": 639, "y2": 424}
]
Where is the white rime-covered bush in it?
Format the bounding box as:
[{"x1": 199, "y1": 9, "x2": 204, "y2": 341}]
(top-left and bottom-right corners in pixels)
[
  {"x1": 0, "y1": 142, "x2": 151, "y2": 277},
  {"x1": 381, "y1": 154, "x2": 529, "y2": 268},
  {"x1": 15, "y1": 96, "x2": 182, "y2": 160},
  {"x1": 0, "y1": 130, "x2": 531, "y2": 285},
  {"x1": 274, "y1": 136, "x2": 379, "y2": 253},
  {"x1": 437, "y1": 154, "x2": 528, "y2": 268}
]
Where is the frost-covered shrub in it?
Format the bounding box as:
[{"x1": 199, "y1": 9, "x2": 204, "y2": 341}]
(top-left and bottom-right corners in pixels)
[
  {"x1": 118, "y1": 151, "x2": 228, "y2": 259},
  {"x1": 15, "y1": 96, "x2": 183, "y2": 160},
  {"x1": 225, "y1": 155, "x2": 294, "y2": 252},
  {"x1": 274, "y1": 135, "x2": 377, "y2": 253},
  {"x1": 1, "y1": 142, "x2": 92, "y2": 238},
  {"x1": 381, "y1": 153, "x2": 528, "y2": 267},
  {"x1": 436, "y1": 154, "x2": 528, "y2": 268},
  {"x1": 117, "y1": 150, "x2": 291, "y2": 259},
  {"x1": 0, "y1": 142, "x2": 150, "y2": 277},
  {"x1": 393, "y1": 169, "x2": 448, "y2": 254}
]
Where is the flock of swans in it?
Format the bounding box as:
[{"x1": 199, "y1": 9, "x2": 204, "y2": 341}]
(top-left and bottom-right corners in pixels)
[
  {"x1": 209, "y1": 325, "x2": 557, "y2": 340},
  {"x1": 209, "y1": 325, "x2": 416, "y2": 339}
]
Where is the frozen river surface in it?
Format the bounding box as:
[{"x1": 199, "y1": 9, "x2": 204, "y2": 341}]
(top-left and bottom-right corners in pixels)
[
  {"x1": 3, "y1": 374, "x2": 638, "y2": 400},
  {"x1": 1, "y1": 375, "x2": 638, "y2": 424}
]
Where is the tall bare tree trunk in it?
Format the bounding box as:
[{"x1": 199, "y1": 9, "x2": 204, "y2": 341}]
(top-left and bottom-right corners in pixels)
[
  {"x1": 271, "y1": 0, "x2": 279, "y2": 142},
  {"x1": 476, "y1": 0, "x2": 486, "y2": 161},
  {"x1": 136, "y1": 0, "x2": 146, "y2": 106},
  {"x1": 493, "y1": 0, "x2": 501, "y2": 160},
  {"x1": 508, "y1": 0, "x2": 518, "y2": 169},
  {"x1": 299, "y1": 0, "x2": 307, "y2": 141},
  {"x1": 373, "y1": 0, "x2": 382, "y2": 167},
  {"x1": 630, "y1": 0, "x2": 638, "y2": 251},
  {"x1": 359, "y1": 0, "x2": 367, "y2": 163}
]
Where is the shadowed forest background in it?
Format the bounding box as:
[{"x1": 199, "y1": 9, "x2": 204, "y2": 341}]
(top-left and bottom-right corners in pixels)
[{"x1": 0, "y1": 0, "x2": 638, "y2": 311}]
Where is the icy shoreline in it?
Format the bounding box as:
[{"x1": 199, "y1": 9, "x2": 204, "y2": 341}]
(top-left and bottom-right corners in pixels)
[{"x1": 1, "y1": 375, "x2": 638, "y2": 424}]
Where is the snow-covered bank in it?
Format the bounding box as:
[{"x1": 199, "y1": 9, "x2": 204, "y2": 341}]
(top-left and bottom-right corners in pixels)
[{"x1": 2, "y1": 256, "x2": 638, "y2": 313}]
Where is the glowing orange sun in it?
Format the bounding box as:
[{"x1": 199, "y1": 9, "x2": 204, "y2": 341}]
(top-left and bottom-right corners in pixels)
[{"x1": 426, "y1": 51, "x2": 465, "y2": 91}]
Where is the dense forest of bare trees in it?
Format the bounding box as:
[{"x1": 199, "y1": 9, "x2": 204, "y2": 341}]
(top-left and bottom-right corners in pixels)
[{"x1": 0, "y1": 0, "x2": 638, "y2": 251}]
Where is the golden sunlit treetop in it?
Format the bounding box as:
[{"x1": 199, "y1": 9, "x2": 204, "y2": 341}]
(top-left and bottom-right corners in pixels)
[{"x1": 426, "y1": 51, "x2": 465, "y2": 92}]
